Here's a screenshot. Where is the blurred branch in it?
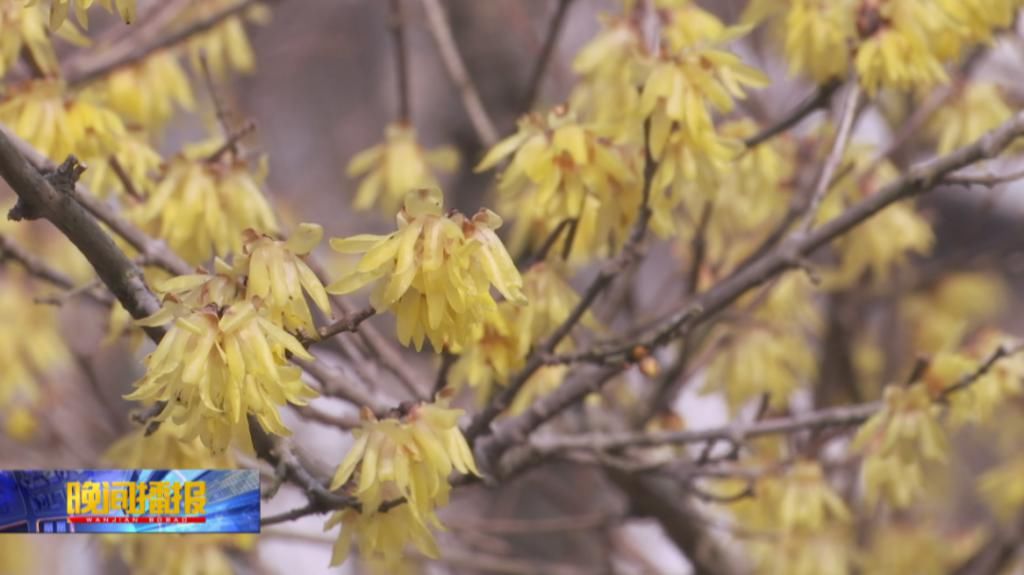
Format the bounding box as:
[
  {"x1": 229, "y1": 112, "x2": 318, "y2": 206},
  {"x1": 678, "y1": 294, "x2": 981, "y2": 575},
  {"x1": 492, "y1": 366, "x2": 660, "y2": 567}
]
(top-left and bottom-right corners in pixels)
[
  {"x1": 520, "y1": 0, "x2": 575, "y2": 112},
  {"x1": 389, "y1": 0, "x2": 412, "y2": 123},
  {"x1": 421, "y1": 0, "x2": 500, "y2": 146},
  {"x1": 0, "y1": 234, "x2": 76, "y2": 290},
  {"x1": 801, "y1": 83, "x2": 861, "y2": 232},
  {"x1": 743, "y1": 80, "x2": 840, "y2": 150},
  {"x1": 66, "y1": 0, "x2": 274, "y2": 89}
]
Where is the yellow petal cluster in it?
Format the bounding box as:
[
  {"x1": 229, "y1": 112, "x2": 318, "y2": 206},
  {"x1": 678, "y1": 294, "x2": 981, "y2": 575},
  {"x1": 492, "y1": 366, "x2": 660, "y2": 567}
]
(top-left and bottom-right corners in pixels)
[
  {"x1": 181, "y1": 1, "x2": 270, "y2": 79},
  {"x1": 329, "y1": 188, "x2": 525, "y2": 352},
  {"x1": 450, "y1": 263, "x2": 594, "y2": 411},
  {"x1": 928, "y1": 83, "x2": 1013, "y2": 154},
  {"x1": 327, "y1": 397, "x2": 479, "y2": 567},
  {"x1": 104, "y1": 420, "x2": 236, "y2": 469},
  {"x1": 902, "y1": 272, "x2": 1007, "y2": 353},
  {"x1": 348, "y1": 122, "x2": 459, "y2": 215},
  {"x1": 125, "y1": 299, "x2": 318, "y2": 452},
  {"x1": 0, "y1": 278, "x2": 69, "y2": 415},
  {"x1": 102, "y1": 51, "x2": 196, "y2": 133},
  {"x1": 0, "y1": 2, "x2": 57, "y2": 78},
  {"x1": 240, "y1": 224, "x2": 330, "y2": 336},
  {"x1": 476, "y1": 108, "x2": 645, "y2": 261},
  {"x1": 134, "y1": 140, "x2": 278, "y2": 264},
  {"x1": 0, "y1": 79, "x2": 126, "y2": 161},
  {"x1": 851, "y1": 384, "x2": 948, "y2": 508},
  {"x1": 570, "y1": 12, "x2": 646, "y2": 133},
  {"x1": 103, "y1": 534, "x2": 253, "y2": 575},
  {"x1": 33, "y1": 0, "x2": 135, "y2": 29},
  {"x1": 83, "y1": 130, "x2": 162, "y2": 199}
]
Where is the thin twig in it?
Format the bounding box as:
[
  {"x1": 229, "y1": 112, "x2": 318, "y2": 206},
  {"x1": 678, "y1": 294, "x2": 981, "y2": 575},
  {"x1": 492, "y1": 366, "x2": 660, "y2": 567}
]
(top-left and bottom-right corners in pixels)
[
  {"x1": 66, "y1": 0, "x2": 272, "y2": 88},
  {"x1": 388, "y1": 0, "x2": 412, "y2": 123},
  {"x1": 743, "y1": 80, "x2": 840, "y2": 150},
  {"x1": 520, "y1": 0, "x2": 575, "y2": 112},
  {"x1": 800, "y1": 83, "x2": 861, "y2": 232},
  {"x1": 421, "y1": 0, "x2": 500, "y2": 146}
]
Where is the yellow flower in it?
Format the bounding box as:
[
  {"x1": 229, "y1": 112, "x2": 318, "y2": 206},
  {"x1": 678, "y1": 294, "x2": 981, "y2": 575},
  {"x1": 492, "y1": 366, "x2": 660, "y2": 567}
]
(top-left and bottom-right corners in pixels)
[
  {"x1": 476, "y1": 108, "x2": 645, "y2": 261},
  {"x1": 104, "y1": 420, "x2": 236, "y2": 469},
  {"x1": 0, "y1": 2, "x2": 59, "y2": 78},
  {"x1": 783, "y1": 0, "x2": 856, "y2": 82},
  {"x1": 134, "y1": 139, "x2": 278, "y2": 264},
  {"x1": 326, "y1": 505, "x2": 437, "y2": 569},
  {"x1": 103, "y1": 534, "x2": 253, "y2": 575},
  {"x1": 704, "y1": 327, "x2": 817, "y2": 413},
  {"x1": 863, "y1": 522, "x2": 984, "y2": 575},
  {"x1": 852, "y1": 384, "x2": 948, "y2": 508},
  {"x1": 125, "y1": 299, "x2": 318, "y2": 452},
  {"x1": 902, "y1": 272, "x2": 1007, "y2": 353},
  {"x1": 855, "y1": 27, "x2": 948, "y2": 96},
  {"x1": 181, "y1": 1, "x2": 271, "y2": 78},
  {"x1": 329, "y1": 188, "x2": 525, "y2": 352},
  {"x1": 101, "y1": 51, "x2": 195, "y2": 132},
  {"x1": 570, "y1": 12, "x2": 647, "y2": 133},
  {"x1": 330, "y1": 399, "x2": 479, "y2": 517},
  {"x1": 922, "y1": 336, "x2": 1024, "y2": 426},
  {"x1": 239, "y1": 224, "x2": 330, "y2": 335},
  {"x1": 33, "y1": 0, "x2": 135, "y2": 29},
  {"x1": 639, "y1": 22, "x2": 767, "y2": 161},
  {"x1": 818, "y1": 150, "x2": 933, "y2": 289},
  {"x1": 928, "y1": 83, "x2": 1013, "y2": 154},
  {"x1": 347, "y1": 122, "x2": 459, "y2": 215},
  {"x1": 939, "y1": 0, "x2": 1020, "y2": 45},
  {"x1": 777, "y1": 462, "x2": 851, "y2": 531},
  {"x1": 450, "y1": 263, "x2": 592, "y2": 407},
  {"x1": 979, "y1": 455, "x2": 1024, "y2": 522},
  {"x1": 0, "y1": 535, "x2": 33, "y2": 575},
  {"x1": 327, "y1": 397, "x2": 478, "y2": 567},
  {"x1": 0, "y1": 278, "x2": 69, "y2": 408},
  {"x1": 83, "y1": 130, "x2": 163, "y2": 199},
  {"x1": 4, "y1": 406, "x2": 38, "y2": 442},
  {"x1": 0, "y1": 79, "x2": 126, "y2": 161}
]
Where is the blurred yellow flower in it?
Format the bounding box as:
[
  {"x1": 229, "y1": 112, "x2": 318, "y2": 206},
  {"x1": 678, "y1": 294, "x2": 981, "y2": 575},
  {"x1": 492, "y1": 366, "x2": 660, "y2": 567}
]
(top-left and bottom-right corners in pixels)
[
  {"x1": 852, "y1": 384, "x2": 948, "y2": 508},
  {"x1": 347, "y1": 122, "x2": 459, "y2": 215},
  {"x1": 0, "y1": 2, "x2": 59, "y2": 78},
  {"x1": 0, "y1": 79, "x2": 126, "y2": 161},
  {"x1": 928, "y1": 83, "x2": 1013, "y2": 154},
  {"x1": 33, "y1": 0, "x2": 135, "y2": 29},
  {"x1": 134, "y1": 139, "x2": 278, "y2": 264},
  {"x1": 104, "y1": 534, "x2": 253, "y2": 575},
  {"x1": 101, "y1": 51, "x2": 195, "y2": 132}
]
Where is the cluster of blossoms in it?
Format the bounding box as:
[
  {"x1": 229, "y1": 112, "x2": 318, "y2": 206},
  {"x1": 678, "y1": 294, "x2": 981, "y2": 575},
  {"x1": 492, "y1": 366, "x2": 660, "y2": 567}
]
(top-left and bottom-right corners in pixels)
[
  {"x1": 747, "y1": 0, "x2": 1021, "y2": 94},
  {"x1": 329, "y1": 187, "x2": 526, "y2": 352},
  {"x1": 125, "y1": 225, "x2": 329, "y2": 452},
  {"x1": 326, "y1": 396, "x2": 479, "y2": 569},
  {"x1": 449, "y1": 262, "x2": 591, "y2": 410}
]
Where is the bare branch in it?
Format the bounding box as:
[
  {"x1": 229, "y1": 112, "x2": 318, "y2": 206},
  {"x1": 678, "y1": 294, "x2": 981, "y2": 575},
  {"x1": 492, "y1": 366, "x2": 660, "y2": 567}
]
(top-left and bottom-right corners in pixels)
[
  {"x1": 800, "y1": 83, "x2": 861, "y2": 232},
  {"x1": 520, "y1": 0, "x2": 575, "y2": 112},
  {"x1": 421, "y1": 0, "x2": 500, "y2": 146},
  {"x1": 388, "y1": 0, "x2": 412, "y2": 123},
  {"x1": 743, "y1": 80, "x2": 840, "y2": 150}
]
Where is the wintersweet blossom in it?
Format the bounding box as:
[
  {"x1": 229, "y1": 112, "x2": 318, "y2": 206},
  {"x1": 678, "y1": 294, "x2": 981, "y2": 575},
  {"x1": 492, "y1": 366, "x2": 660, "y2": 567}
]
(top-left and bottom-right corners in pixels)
[
  {"x1": 347, "y1": 122, "x2": 459, "y2": 215},
  {"x1": 240, "y1": 224, "x2": 330, "y2": 335},
  {"x1": 125, "y1": 299, "x2": 318, "y2": 452},
  {"x1": 133, "y1": 138, "x2": 278, "y2": 264},
  {"x1": 852, "y1": 384, "x2": 948, "y2": 508},
  {"x1": 329, "y1": 188, "x2": 525, "y2": 352},
  {"x1": 102, "y1": 52, "x2": 196, "y2": 133},
  {"x1": 327, "y1": 397, "x2": 479, "y2": 567}
]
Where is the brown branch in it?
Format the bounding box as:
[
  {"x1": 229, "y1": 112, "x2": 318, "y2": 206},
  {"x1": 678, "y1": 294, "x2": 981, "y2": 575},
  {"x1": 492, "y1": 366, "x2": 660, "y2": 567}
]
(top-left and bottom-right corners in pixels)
[
  {"x1": 66, "y1": 0, "x2": 272, "y2": 89},
  {"x1": 520, "y1": 0, "x2": 575, "y2": 112},
  {"x1": 800, "y1": 83, "x2": 861, "y2": 232},
  {"x1": 301, "y1": 304, "x2": 376, "y2": 347},
  {"x1": 0, "y1": 137, "x2": 166, "y2": 340},
  {"x1": 421, "y1": 0, "x2": 500, "y2": 146},
  {"x1": 388, "y1": 0, "x2": 412, "y2": 123},
  {"x1": 3, "y1": 128, "x2": 191, "y2": 275},
  {"x1": 0, "y1": 234, "x2": 76, "y2": 290},
  {"x1": 743, "y1": 80, "x2": 841, "y2": 150}
]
